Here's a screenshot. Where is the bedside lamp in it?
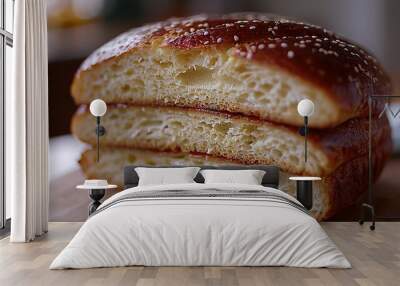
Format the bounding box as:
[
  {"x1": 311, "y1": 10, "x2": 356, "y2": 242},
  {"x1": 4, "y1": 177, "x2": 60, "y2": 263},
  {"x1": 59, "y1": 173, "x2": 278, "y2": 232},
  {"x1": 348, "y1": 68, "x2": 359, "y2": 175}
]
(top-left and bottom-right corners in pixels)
[
  {"x1": 297, "y1": 99, "x2": 314, "y2": 163},
  {"x1": 89, "y1": 99, "x2": 107, "y2": 162},
  {"x1": 291, "y1": 99, "x2": 318, "y2": 211}
]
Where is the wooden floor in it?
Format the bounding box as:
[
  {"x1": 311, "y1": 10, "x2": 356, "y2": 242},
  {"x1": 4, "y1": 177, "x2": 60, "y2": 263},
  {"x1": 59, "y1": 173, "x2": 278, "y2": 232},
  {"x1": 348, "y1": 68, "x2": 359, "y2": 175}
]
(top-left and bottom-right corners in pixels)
[{"x1": 1, "y1": 223, "x2": 400, "y2": 286}]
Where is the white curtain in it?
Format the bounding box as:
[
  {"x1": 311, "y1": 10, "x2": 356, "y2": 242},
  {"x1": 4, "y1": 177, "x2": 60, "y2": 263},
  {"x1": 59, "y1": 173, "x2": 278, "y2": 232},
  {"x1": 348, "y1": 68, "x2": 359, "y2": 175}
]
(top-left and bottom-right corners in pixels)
[{"x1": 8, "y1": 0, "x2": 49, "y2": 242}]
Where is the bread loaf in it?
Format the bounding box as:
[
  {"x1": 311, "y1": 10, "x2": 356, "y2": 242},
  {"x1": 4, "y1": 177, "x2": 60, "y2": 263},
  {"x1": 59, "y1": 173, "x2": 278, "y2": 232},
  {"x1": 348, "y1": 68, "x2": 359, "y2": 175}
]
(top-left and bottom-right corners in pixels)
[
  {"x1": 71, "y1": 13, "x2": 391, "y2": 128},
  {"x1": 70, "y1": 13, "x2": 393, "y2": 221},
  {"x1": 72, "y1": 105, "x2": 391, "y2": 177},
  {"x1": 79, "y1": 146, "x2": 389, "y2": 220}
]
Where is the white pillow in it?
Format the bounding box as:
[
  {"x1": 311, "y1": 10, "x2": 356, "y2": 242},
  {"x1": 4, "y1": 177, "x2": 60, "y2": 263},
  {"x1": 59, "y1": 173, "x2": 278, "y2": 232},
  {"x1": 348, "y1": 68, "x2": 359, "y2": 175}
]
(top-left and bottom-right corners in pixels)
[
  {"x1": 200, "y1": 169, "x2": 266, "y2": 185},
  {"x1": 135, "y1": 167, "x2": 200, "y2": 186}
]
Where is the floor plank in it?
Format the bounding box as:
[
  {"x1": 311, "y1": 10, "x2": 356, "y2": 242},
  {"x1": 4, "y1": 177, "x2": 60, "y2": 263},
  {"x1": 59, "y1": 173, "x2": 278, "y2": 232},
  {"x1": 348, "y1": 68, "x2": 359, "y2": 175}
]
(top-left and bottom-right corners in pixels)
[{"x1": 0, "y1": 222, "x2": 399, "y2": 286}]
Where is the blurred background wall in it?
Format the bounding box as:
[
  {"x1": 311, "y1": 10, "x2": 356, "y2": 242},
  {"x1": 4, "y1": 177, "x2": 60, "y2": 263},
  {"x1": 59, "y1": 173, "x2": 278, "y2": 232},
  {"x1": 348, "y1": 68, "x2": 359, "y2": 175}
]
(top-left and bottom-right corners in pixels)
[{"x1": 47, "y1": 0, "x2": 400, "y2": 137}]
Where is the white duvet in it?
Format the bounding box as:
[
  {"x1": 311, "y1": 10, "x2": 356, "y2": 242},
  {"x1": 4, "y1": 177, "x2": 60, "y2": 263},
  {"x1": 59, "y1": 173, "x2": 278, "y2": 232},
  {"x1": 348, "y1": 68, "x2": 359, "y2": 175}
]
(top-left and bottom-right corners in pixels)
[{"x1": 50, "y1": 183, "x2": 350, "y2": 269}]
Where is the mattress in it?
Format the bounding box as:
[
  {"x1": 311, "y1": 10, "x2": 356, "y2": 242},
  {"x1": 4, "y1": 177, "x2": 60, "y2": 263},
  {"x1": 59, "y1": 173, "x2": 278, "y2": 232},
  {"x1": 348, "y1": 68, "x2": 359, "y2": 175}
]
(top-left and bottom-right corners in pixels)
[{"x1": 50, "y1": 183, "x2": 351, "y2": 269}]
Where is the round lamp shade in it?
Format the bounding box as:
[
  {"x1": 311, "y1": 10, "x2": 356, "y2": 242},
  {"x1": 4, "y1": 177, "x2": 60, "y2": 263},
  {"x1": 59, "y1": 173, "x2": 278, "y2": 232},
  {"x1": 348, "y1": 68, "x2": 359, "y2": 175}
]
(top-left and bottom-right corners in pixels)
[
  {"x1": 297, "y1": 99, "x2": 314, "y2": 117},
  {"x1": 89, "y1": 99, "x2": 107, "y2": 117}
]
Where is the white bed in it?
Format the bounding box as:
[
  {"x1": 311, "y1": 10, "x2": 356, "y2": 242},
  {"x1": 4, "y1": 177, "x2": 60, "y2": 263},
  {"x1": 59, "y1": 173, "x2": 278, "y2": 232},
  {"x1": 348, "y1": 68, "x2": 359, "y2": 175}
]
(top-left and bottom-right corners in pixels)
[{"x1": 50, "y1": 183, "x2": 350, "y2": 269}]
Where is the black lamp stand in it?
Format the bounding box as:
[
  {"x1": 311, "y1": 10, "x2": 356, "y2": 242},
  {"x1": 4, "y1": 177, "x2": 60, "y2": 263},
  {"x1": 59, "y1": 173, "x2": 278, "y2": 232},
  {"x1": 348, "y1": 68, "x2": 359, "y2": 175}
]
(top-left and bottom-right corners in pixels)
[
  {"x1": 296, "y1": 116, "x2": 313, "y2": 209},
  {"x1": 296, "y1": 180, "x2": 313, "y2": 210},
  {"x1": 299, "y1": 116, "x2": 309, "y2": 162},
  {"x1": 304, "y1": 116, "x2": 308, "y2": 162},
  {"x1": 95, "y1": 116, "x2": 106, "y2": 162},
  {"x1": 89, "y1": 189, "x2": 106, "y2": 215}
]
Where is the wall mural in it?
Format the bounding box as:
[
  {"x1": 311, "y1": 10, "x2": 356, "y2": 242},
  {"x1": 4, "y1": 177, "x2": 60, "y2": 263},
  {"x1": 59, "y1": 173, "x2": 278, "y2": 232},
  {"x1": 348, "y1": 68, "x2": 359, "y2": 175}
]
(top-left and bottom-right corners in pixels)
[
  {"x1": 68, "y1": 15, "x2": 391, "y2": 221},
  {"x1": 47, "y1": 0, "x2": 399, "y2": 222}
]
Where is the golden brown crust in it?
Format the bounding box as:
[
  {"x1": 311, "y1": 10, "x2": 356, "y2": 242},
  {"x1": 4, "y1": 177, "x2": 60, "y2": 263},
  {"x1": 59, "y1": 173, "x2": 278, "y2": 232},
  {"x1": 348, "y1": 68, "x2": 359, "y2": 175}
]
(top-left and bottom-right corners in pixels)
[
  {"x1": 73, "y1": 13, "x2": 391, "y2": 121},
  {"x1": 311, "y1": 113, "x2": 392, "y2": 164},
  {"x1": 322, "y1": 137, "x2": 391, "y2": 219}
]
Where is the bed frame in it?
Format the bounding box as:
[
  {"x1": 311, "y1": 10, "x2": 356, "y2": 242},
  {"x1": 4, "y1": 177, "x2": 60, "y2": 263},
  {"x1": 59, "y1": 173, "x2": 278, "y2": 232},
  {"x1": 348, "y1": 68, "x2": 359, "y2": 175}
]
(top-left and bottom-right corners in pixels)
[{"x1": 124, "y1": 165, "x2": 280, "y2": 189}]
